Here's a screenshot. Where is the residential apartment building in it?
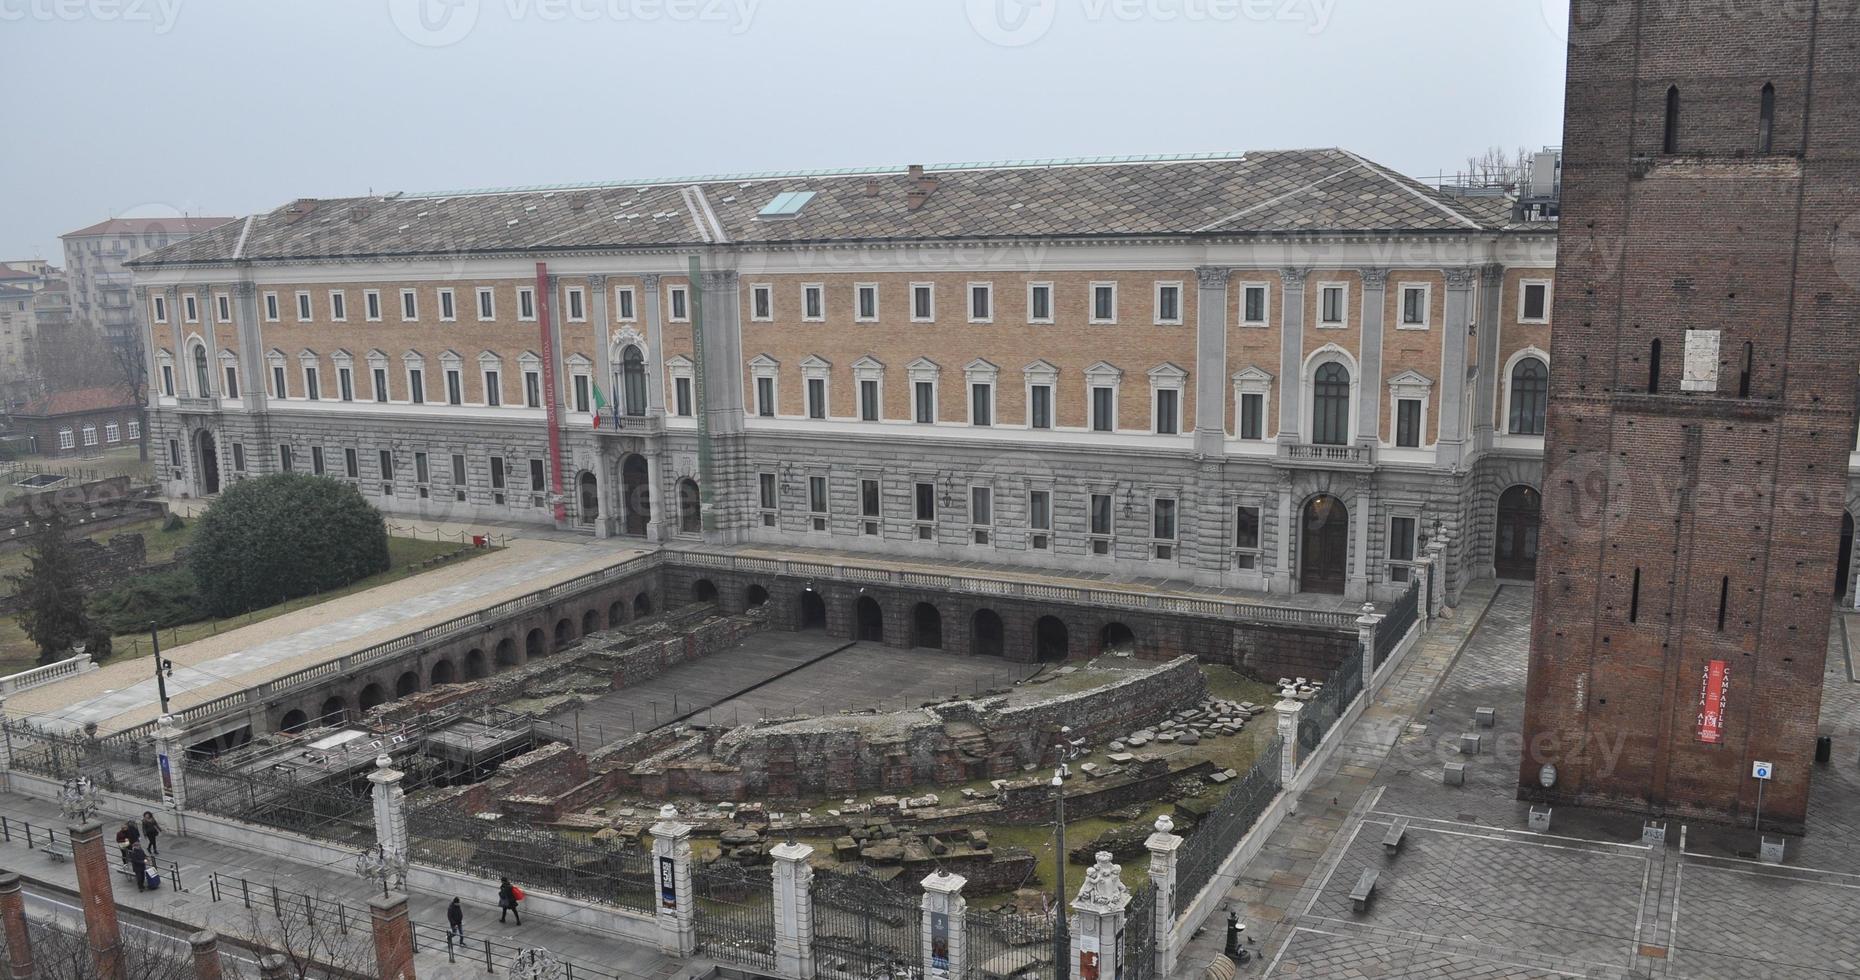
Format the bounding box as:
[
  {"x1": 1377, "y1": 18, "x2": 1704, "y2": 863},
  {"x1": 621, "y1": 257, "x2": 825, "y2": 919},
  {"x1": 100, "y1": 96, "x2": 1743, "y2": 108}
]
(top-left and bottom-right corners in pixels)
[
  {"x1": 130, "y1": 151, "x2": 1562, "y2": 602},
  {"x1": 64, "y1": 216, "x2": 233, "y2": 351}
]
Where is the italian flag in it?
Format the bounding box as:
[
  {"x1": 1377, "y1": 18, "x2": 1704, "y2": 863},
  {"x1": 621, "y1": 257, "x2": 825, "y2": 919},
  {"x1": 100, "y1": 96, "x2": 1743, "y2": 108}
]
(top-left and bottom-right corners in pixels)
[{"x1": 591, "y1": 383, "x2": 609, "y2": 428}]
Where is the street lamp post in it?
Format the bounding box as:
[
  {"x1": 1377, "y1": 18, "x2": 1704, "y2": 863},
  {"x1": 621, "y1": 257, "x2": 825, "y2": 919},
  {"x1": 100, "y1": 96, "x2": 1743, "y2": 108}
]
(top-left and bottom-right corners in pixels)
[
  {"x1": 149, "y1": 623, "x2": 174, "y2": 715},
  {"x1": 1051, "y1": 724, "x2": 1084, "y2": 980}
]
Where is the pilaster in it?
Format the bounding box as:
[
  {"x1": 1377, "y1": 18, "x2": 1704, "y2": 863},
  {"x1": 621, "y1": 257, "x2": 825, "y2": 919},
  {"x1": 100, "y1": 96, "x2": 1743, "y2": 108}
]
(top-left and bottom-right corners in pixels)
[
  {"x1": 1276, "y1": 269, "x2": 1309, "y2": 444},
  {"x1": 1349, "y1": 475, "x2": 1372, "y2": 601},
  {"x1": 1274, "y1": 472, "x2": 1294, "y2": 595},
  {"x1": 1356, "y1": 268, "x2": 1388, "y2": 444},
  {"x1": 1436, "y1": 267, "x2": 1478, "y2": 469},
  {"x1": 1193, "y1": 267, "x2": 1231, "y2": 457}
]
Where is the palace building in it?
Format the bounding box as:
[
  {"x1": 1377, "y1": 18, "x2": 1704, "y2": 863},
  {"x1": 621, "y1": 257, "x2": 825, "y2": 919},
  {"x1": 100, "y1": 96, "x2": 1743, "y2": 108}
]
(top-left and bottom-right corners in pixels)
[{"x1": 128, "y1": 149, "x2": 1565, "y2": 604}]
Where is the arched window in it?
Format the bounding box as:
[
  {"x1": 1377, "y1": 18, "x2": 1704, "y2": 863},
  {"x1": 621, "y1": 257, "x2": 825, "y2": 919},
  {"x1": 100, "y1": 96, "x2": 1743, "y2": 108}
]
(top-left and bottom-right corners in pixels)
[
  {"x1": 1311, "y1": 362, "x2": 1350, "y2": 446},
  {"x1": 1664, "y1": 85, "x2": 1681, "y2": 154},
  {"x1": 193, "y1": 344, "x2": 211, "y2": 396},
  {"x1": 1759, "y1": 82, "x2": 1775, "y2": 154},
  {"x1": 1508, "y1": 358, "x2": 1548, "y2": 435},
  {"x1": 677, "y1": 478, "x2": 701, "y2": 533},
  {"x1": 621, "y1": 345, "x2": 647, "y2": 417}
]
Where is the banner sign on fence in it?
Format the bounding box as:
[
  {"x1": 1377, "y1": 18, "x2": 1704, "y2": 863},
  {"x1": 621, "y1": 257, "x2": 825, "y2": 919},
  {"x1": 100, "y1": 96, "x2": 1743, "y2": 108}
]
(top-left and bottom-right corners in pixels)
[
  {"x1": 931, "y1": 912, "x2": 949, "y2": 971},
  {"x1": 1696, "y1": 659, "x2": 1729, "y2": 744},
  {"x1": 659, "y1": 856, "x2": 678, "y2": 909},
  {"x1": 158, "y1": 752, "x2": 174, "y2": 805}
]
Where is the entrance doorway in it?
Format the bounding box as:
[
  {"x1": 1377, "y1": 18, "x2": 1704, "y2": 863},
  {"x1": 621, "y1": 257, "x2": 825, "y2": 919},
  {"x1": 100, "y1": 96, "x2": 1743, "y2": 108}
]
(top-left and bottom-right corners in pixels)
[
  {"x1": 1496, "y1": 485, "x2": 1542, "y2": 580},
  {"x1": 855, "y1": 596, "x2": 884, "y2": 642},
  {"x1": 912, "y1": 603, "x2": 943, "y2": 649},
  {"x1": 1299, "y1": 494, "x2": 1349, "y2": 595},
  {"x1": 1839, "y1": 512, "x2": 1855, "y2": 602},
  {"x1": 1034, "y1": 616, "x2": 1069, "y2": 661},
  {"x1": 972, "y1": 609, "x2": 1004, "y2": 657},
  {"x1": 195, "y1": 430, "x2": 220, "y2": 495},
  {"x1": 621, "y1": 454, "x2": 651, "y2": 537},
  {"x1": 799, "y1": 590, "x2": 827, "y2": 630},
  {"x1": 577, "y1": 471, "x2": 599, "y2": 526}
]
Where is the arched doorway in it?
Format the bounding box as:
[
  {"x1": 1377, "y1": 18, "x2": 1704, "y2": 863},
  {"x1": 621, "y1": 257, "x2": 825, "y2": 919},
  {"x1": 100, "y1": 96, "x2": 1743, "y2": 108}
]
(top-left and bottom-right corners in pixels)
[
  {"x1": 431, "y1": 659, "x2": 457, "y2": 686},
  {"x1": 394, "y1": 671, "x2": 419, "y2": 698},
  {"x1": 357, "y1": 683, "x2": 386, "y2": 713},
  {"x1": 1100, "y1": 622, "x2": 1135, "y2": 655},
  {"x1": 609, "y1": 599, "x2": 628, "y2": 626},
  {"x1": 799, "y1": 590, "x2": 826, "y2": 629},
  {"x1": 855, "y1": 596, "x2": 884, "y2": 642},
  {"x1": 1840, "y1": 512, "x2": 1855, "y2": 602},
  {"x1": 1496, "y1": 485, "x2": 1542, "y2": 580},
  {"x1": 633, "y1": 592, "x2": 653, "y2": 618},
  {"x1": 1299, "y1": 494, "x2": 1349, "y2": 595},
  {"x1": 465, "y1": 648, "x2": 489, "y2": 679},
  {"x1": 532, "y1": 626, "x2": 552, "y2": 657},
  {"x1": 745, "y1": 585, "x2": 769, "y2": 608},
  {"x1": 195, "y1": 429, "x2": 220, "y2": 495},
  {"x1": 493, "y1": 638, "x2": 518, "y2": 669},
  {"x1": 621, "y1": 455, "x2": 651, "y2": 537},
  {"x1": 972, "y1": 609, "x2": 1004, "y2": 657},
  {"x1": 677, "y1": 478, "x2": 702, "y2": 533},
  {"x1": 693, "y1": 579, "x2": 719, "y2": 604},
  {"x1": 581, "y1": 608, "x2": 601, "y2": 635},
  {"x1": 279, "y1": 709, "x2": 309, "y2": 734},
  {"x1": 912, "y1": 603, "x2": 943, "y2": 649},
  {"x1": 319, "y1": 696, "x2": 346, "y2": 726},
  {"x1": 1035, "y1": 616, "x2": 1069, "y2": 662},
  {"x1": 577, "y1": 471, "x2": 599, "y2": 526}
]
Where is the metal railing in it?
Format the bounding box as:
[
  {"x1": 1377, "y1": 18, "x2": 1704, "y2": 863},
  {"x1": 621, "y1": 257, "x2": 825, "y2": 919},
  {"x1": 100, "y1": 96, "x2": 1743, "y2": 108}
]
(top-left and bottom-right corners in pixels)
[
  {"x1": 1172, "y1": 740, "x2": 1284, "y2": 913},
  {"x1": 1375, "y1": 581, "x2": 1420, "y2": 666},
  {"x1": 1277, "y1": 442, "x2": 1374, "y2": 468},
  {"x1": 1, "y1": 819, "x2": 184, "y2": 893}
]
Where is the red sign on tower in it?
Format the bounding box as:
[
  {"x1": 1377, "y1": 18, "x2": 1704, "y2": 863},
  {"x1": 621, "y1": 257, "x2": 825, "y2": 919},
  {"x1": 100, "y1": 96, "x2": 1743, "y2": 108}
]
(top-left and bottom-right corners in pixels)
[{"x1": 1696, "y1": 660, "x2": 1729, "y2": 744}]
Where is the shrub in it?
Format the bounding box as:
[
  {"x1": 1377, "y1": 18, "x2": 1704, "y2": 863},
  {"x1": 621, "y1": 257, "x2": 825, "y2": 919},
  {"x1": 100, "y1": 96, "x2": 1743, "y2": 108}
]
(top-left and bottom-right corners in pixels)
[
  {"x1": 88, "y1": 569, "x2": 205, "y2": 635},
  {"x1": 161, "y1": 513, "x2": 186, "y2": 533},
  {"x1": 187, "y1": 474, "x2": 390, "y2": 617},
  {"x1": 6, "y1": 513, "x2": 97, "y2": 665}
]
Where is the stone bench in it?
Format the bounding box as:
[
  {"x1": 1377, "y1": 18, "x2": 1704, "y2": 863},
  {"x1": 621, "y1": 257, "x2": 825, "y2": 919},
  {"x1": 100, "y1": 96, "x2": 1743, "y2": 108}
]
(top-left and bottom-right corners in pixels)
[
  {"x1": 1349, "y1": 867, "x2": 1379, "y2": 912},
  {"x1": 1381, "y1": 818, "x2": 1409, "y2": 857}
]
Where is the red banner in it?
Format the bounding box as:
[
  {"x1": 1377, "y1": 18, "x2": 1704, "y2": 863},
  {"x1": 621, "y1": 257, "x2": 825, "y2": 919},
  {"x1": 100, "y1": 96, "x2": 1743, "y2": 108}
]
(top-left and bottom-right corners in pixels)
[
  {"x1": 535, "y1": 262, "x2": 566, "y2": 523},
  {"x1": 1696, "y1": 659, "x2": 1728, "y2": 744}
]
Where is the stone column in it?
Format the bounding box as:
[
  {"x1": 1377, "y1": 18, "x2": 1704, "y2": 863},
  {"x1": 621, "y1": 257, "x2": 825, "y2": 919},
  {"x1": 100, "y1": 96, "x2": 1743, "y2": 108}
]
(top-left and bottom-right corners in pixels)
[
  {"x1": 368, "y1": 754, "x2": 407, "y2": 865},
  {"x1": 1275, "y1": 697, "x2": 1303, "y2": 786},
  {"x1": 1356, "y1": 268, "x2": 1388, "y2": 444},
  {"x1": 1274, "y1": 473, "x2": 1294, "y2": 595},
  {"x1": 699, "y1": 268, "x2": 746, "y2": 437},
  {"x1": 1276, "y1": 269, "x2": 1309, "y2": 445},
  {"x1": 1357, "y1": 602, "x2": 1380, "y2": 694},
  {"x1": 368, "y1": 893, "x2": 416, "y2": 980},
  {"x1": 1143, "y1": 818, "x2": 1183, "y2": 978},
  {"x1": 189, "y1": 931, "x2": 223, "y2": 980},
  {"x1": 641, "y1": 274, "x2": 667, "y2": 418},
  {"x1": 1471, "y1": 265, "x2": 1505, "y2": 451},
  {"x1": 1193, "y1": 267, "x2": 1231, "y2": 458},
  {"x1": 650, "y1": 805, "x2": 697, "y2": 958},
  {"x1": 1349, "y1": 476, "x2": 1371, "y2": 601},
  {"x1": 920, "y1": 870, "x2": 965, "y2": 980},
  {"x1": 0, "y1": 872, "x2": 33, "y2": 980},
  {"x1": 153, "y1": 714, "x2": 187, "y2": 811},
  {"x1": 771, "y1": 842, "x2": 816, "y2": 980},
  {"x1": 1436, "y1": 268, "x2": 1478, "y2": 469},
  {"x1": 257, "y1": 954, "x2": 291, "y2": 980},
  {"x1": 1428, "y1": 535, "x2": 1450, "y2": 615},
  {"x1": 1068, "y1": 853, "x2": 1130, "y2": 980},
  {"x1": 70, "y1": 821, "x2": 124, "y2": 980}
]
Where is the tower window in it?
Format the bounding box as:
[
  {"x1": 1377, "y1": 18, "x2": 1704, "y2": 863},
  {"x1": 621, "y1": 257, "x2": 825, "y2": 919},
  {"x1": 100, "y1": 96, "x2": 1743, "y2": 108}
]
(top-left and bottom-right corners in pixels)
[
  {"x1": 1663, "y1": 85, "x2": 1681, "y2": 154},
  {"x1": 1648, "y1": 339, "x2": 1662, "y2": 394},
  {"x1": 1759, "y1": 83, "x2": 1775, "y2": 155},
  {"x1": 1629, "y1": 567, "x2": 1642, "y2": 623}
]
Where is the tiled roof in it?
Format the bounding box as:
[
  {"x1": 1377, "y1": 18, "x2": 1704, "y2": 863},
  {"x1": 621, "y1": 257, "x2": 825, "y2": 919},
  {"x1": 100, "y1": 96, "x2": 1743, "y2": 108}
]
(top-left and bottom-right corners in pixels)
[
  {"x1": 133, "y1": 150, "x2": 1541, "y2": 268},
  {"x1": 12, "y1": 386, "x2": 138, "y2": 419},
  {"x1": 64, "y1": 215, "x2": 236, "y2": 239}
]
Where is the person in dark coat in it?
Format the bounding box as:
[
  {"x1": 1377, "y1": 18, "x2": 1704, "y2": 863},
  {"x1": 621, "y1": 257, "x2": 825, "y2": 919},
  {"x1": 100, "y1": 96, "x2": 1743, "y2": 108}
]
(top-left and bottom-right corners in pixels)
[
  {"x1": 447, "y1": 897, "x2": 465, "y2": 941},
  {"x1": 497, "y1": 878, "x2": 521, "y2": 925},
  {"x1": 114, "y1": 821, "x2": 140, "y2": 865},
  {"x1": 139, "y1": 811, "x2": 162, "y2": 857},
  {"x1": 126, "y1": 843, "x2": 150, "y2": 892}
]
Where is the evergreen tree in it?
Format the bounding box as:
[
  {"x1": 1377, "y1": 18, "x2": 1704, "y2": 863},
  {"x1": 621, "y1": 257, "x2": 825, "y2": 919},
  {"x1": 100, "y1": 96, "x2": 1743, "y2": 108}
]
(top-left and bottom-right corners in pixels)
[{"x1": 8, "y1": 513, "x2": 98, "y2": 665}]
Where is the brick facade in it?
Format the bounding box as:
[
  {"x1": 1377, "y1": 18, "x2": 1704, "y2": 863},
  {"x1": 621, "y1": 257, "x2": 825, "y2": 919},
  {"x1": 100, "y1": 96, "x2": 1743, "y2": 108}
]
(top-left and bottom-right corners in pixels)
[{"x1": 1518, "y1": 0, "x2": 1860, "y2": 831}]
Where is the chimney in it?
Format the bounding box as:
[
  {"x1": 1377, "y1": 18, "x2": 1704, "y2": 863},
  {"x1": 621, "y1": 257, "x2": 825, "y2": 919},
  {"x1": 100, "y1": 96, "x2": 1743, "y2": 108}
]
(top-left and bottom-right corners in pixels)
[
  {"x1": 907, "y1": 188, "x2": 929, "y2": 211},
  {"x1": 907, "y1": 165, "x2": 924, "y2": 181},
  {"x1": 864, "y1": 178, "x2": 880, "y2": 198}
]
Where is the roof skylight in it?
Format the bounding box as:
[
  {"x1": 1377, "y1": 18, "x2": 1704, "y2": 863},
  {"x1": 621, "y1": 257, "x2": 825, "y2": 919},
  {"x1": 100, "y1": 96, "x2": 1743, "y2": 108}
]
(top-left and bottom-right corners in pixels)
[{"x1": 757, "y1": 190, "x2": 816, "y2": 218}]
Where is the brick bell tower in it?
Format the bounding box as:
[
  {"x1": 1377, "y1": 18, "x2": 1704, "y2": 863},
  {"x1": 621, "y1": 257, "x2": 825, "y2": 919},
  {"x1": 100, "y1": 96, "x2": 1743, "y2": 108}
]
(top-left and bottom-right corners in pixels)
[{"x1": 1518, "y1": 0, "x2": 1860, "y2": 831}]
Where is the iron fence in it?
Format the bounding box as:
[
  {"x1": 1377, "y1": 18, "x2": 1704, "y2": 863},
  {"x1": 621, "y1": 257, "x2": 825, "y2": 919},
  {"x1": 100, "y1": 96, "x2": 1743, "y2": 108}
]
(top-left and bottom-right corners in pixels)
[
  {"x1": 963, "y1": 905, "x2": 1053, "y2": 980},
  {"x1": 2, "y1": 820, "x2": 185, "y2": 892},
  {"x1": 810, "y1": 868, "x2": 921, "y2": 980},
  {"x1": 690, "y1": 860, "x2": 777, "y2": 972},
  {"x1": 1301, "y1": 644, "x2": 1364, "y2": 753},
  {"x1": 181, "y1": 760, "x2": 376, "y2": 845},
  {"x1": 1122, "y1": 880, "x2": 1158, "y2": 980},
  {"x1": 404, "y1": 804, "x2": 656, "y2": 913},
  {"x1": 1375, "y1": 580, "x2": 1420, "y2": 666},
  {"x1": 3, "y1": 720, "x2": 163, "y2": 801},
  {"x1": 1172, "y1": 740, "x2": 1282, "y2": 914}
]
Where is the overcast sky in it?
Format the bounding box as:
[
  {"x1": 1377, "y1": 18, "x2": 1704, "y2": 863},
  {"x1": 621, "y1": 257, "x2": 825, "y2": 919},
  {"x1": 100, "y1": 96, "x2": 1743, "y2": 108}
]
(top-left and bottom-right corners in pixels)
[{"x1": 0, "y1": 0, "x2": 1570, "y2": 261}]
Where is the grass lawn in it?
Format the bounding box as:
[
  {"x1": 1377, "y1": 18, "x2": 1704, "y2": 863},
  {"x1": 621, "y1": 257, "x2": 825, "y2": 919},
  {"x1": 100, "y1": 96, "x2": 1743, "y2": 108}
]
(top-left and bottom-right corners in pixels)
[
  {"x1": 0, "y1": 447, "x2": 152, "y2": 504},
  {"x1": 0, "y1": 515, "x2": 196, "y2": 587},
  {"x1": 0, "y1": 536, "x2": 493, "y2": 672}
]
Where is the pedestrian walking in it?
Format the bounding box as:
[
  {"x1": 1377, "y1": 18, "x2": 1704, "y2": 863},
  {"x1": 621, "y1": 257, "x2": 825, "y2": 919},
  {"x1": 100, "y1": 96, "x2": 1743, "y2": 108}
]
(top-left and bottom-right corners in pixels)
[
  {"x1": 497, "y1": 877, "x2": 522, "y2": 925},
  {"x1": 140, "y1": 811, "x2": 162, "y2": 857},
  {"x1": 126, "y1": 843, "x2": 149, "y2": 892},
  {"x1": 114, "y1": 821, "x2": 140, "y2": 866},
  {"x1": 447, "y1": 897, "x2": 465, "y2": 941}
]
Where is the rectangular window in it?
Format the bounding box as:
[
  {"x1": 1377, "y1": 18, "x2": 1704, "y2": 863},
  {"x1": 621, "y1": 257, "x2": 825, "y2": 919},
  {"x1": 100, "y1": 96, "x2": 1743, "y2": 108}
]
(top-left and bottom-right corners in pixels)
[
  {"x1": 485, "y1": 370, "x2": 501, "y2": 407},
  {"x1": 225, "y1": 365, "x2": 240, "y2": 399},
  {"x1": 329, "y1": 291, "x2": 346, "y2": 321},
  {"x1": 1090, "y1": 493, "x2": 1113, "y2": 537},
  {"x1": 970, "y1": 486, "x2": 993, "y2": 544},
  {"x1": 1091, "y1": 386, "x2": 1115, "y2": 432},
  {"x1": 311, "y1": 446, "x2": 325, "y2": 476},
  {"x1": 264, "y1": 292, "x2": 280, "y2": 322},
  {"x1": 401, "y1": 289, "x2": 418, "y2": 321},
  {"x1": 517, "y1": 288, "x2": 536, "y2": 321},
  {"x1": 457, "y1": 454, "x2": 471, "y2": 486},
  {"x1": 1155, "y1": 389, "x2": 1179, "y2": 435},
  {"x1": 969, "y1": 283, "x2": 992, "y2": 322},
  {"x1": 232, "y1": 443, "x2": 245, "y2": 472},
  {"x1": 1395, "y1": 398, "x2": 1422, "y2": 448},
  {"x1": 1401, "y1": 284, "x2": 1428, "y2": 327},
  {"x1": 615, "y1": 285, "x2": 636, "y2": 321},
  {"x1": 1156, "y1": 283, "x2": 1182, "y2": 324},
  {"x1": 409, "y1": 368, "x2": 425, "y2": 404},
  {"x1": 806, "y1": 377, "x2": 826, "y2": 419},
  {"x1": 1389, "y1": 516, "x2": 1417, "y2": 562},
  {"x1": 1029, "y1": 384, "x2": 1052, "y2": 429},
  {"x1": 669, "y1": 286, "x2": 688, "y2": 321},
  {"x1": 183, "y1": 294, "x2": 198, "y2": 323},
  {"x1": 336, "y1": 366, "x2": 353, "y2": 402},
  {"x1": 1320, "y1": 284, "x2": 1346, "y2": 325},
  {"x1": 477, "y1": 287, "x2": 495, "y2": 320},
  {"x1": 159, "y1": 363, "x2": 173, "y2": 396},
  {"x1": 1240, "y1": 393, "x2": 1264, "y2": 440},
  {"x1": 59, "y1": 429, "x2": 74, "y2": 450},
  {"x1": 480, "y1": 455, "x2": 500, "y2": 491},
  {"x1": 152, "y1": 295, "x2": 167, "y2": 323},
  {"x1": 911, "y1": 283, "x2": 934, "y2": 321},
  {"x1": 415, "y1": 452, "x2": 430, "y2": 485},
  {"x1": 1091, "y1": 283, "x2": 1117, "y2": 323},
  {"x1": 373, "y1": 368, "x2": 389, "y2": 403},
  {"x1": 1028, "y1": 283, "x2": 1053, "y2": 323},
  {"x1": 861, "y1": 478, "x2": 880, "y2": 533},
  {"x1": 971, "y1": 382, "x2": 992, "y2": 426},
  {"x1": 914, "y1": 381, "x2": 935, "y2": 424},
  {"x1": 439, "y1": 289, "x2": 456, "y2": 321},
  {"x1": 914, "y1": 482, "x2": 936, "y2": 524},
  {"x1": 808, "y1": 475, "x2": 828, "y2": 530},
  {"x1": 1029, "y1": 490, "x2": 1052, "y2": 551},
  {"x1": 1521, "y1": 281, "x2": 1550, "y2": 322},
  {"x1": 272, "y1": 365, "x2": 287, "y2": 399},
  {"x1": 1152, "y1": 498, "x2": 1178, "y2": 554},
  {"x1": 572, "y1": 375, "x2": 590, "y2": 413},
  {"x1": 446, "y1": 369, "x2": 463, "y2": 406},
  {"x1": 566, "y1": 287, "x2": 585, "y2": 322},
  {"x1": 304, "y1": 366, "x2": 321, "y2": 401},
  {"x1": 856, "y1": 284, "x2": 878, "y2": 322},
  {"x1": 1235, "y1": 505, "x2": 1261, "y2": 549},
  {"x1": 803, "y1": 285, "x2": 824, "y2": 321},
  {"x1": 296, "y1": 292, "x2": 312, "y2": 321},
  {"x1": 674, "y1": 377, "x2": 692, "y2": 417},
  {"x1": 345, "y1": 448, "x2": 359, "y2": 479},
  {"x1": 279, "y1": 445, "x2": 293, "y2": 472},
  {"x1": 859, "y1": 379, "x2": 879, "y2": 421},
  {"x1": 216, "y1": 294, "x2": 232, "y2": 322},
  {"x1": 756, "y1": 377, "x2": 775, "y2": 417},
  {"x1": 365, "y1": 290, "x2": 381, "y2": 321},
  {"x1": 378, "y1": 450, "x2": 394, "y2": 482},
  {"x1": 751, "y1": 284, "x2": 772, "y2": 321},
  {"x1": 128, "y1": 419, "x2": 141, "y2": 440},
  {"x1": 1242, "y1": 284, "x2": 1268, "y2": 325},
  {"x1": 525, "y1": 371, "x2": 541, "y2": 409}
]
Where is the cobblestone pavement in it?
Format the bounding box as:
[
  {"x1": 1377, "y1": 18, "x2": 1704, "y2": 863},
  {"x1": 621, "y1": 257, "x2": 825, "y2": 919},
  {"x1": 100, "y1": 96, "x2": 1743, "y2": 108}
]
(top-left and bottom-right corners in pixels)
[{"x1": 1264, "y1": 927, "x2": 1587, "y2": 979}]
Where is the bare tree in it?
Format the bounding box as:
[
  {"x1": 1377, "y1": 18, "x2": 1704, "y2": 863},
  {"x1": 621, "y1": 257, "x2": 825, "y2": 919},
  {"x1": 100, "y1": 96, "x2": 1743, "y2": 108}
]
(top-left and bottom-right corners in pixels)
[
  {"x1": 1462, "y1": 145, "x2": 1533, "y2": 189},
  {"x1": 17, "y1": 918, "x2": 195, "y2": 980},
  {"x1": 220, "y1": 894, "x2": 377, "y2": 979}
]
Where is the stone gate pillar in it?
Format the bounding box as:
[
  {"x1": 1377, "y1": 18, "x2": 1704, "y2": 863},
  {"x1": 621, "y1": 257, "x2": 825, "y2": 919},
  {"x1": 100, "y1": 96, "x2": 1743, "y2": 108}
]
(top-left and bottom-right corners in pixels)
[
  {"x1": 1428, "y1": 535, "x2": 1449, "y2": 615},
  {"x1": 1415, "y1": 557, "x2": 1433, "y2": 632},
  {"x1": 1357, "y1": 602, "x2": 1380, "y2": 694},
  {"x1": 1144, "y1": 817, "x2": 1183, "y2": 977},
  {"x1": 771, "y1": 841, "x2": 815, "y2": 980},
  {"x1": 920, "y1": 870, "x2": 965, "y2": 980},
  {"x1": 190, "y1": 931, "x2": 224, "y2": 980},
  {"x1": 651, "y1": 805, "x2": 697, "y2": 957},
  {"x1": 1276, "y1": 696, "x2": 1304, "y2": 787},
  {"x1": 368, "y1": 754, "x2": 407, "y2": 865},
  {"x1": 153, "y1": 714, "x2": 188, "y2": 812},
  {"x1": 1069, "y1": 853, "x2": 1129, "y2": 980},
  {"x1": 368, "y1": 893, "x2": 416, "y2": 980}
]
